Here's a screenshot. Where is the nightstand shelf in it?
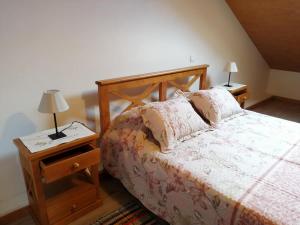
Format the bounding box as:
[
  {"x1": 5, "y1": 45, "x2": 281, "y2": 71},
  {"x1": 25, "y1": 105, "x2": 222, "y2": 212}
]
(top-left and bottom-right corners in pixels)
[
  {"x1": 14, "y1": 130, "x2": 101, "y2": 225},
  {"x1": 43, "y1": 173, "x2": 95, "y2": 200}
]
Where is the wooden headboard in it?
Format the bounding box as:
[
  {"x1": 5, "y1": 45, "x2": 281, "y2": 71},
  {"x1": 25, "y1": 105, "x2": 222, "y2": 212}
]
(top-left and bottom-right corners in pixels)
[{"x1": 95, "y1": 64, "x2": 209, "y2": 134}]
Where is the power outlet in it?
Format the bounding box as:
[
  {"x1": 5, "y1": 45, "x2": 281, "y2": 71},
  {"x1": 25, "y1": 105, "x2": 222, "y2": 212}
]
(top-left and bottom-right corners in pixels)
[{"x1": 189, "y1": 56, "x2": 195, "y2": 64}]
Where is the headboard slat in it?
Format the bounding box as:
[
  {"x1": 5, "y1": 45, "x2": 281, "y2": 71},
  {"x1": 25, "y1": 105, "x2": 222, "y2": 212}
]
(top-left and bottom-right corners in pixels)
[
  {"x1": 96, "y1": 64, "x2": 209, "y2": 134},
  {"x1": 159, "y1": 82, "x2": 167, "y2": 101}
]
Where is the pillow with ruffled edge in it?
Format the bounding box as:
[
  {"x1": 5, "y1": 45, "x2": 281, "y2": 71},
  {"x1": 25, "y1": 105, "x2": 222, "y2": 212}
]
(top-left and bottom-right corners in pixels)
[
  {"x1": 140, "y1": 96, "x2": 209, "y2": 152},
  {"x1": 190, "y1": 88, "x2": 242, "y2": 124}
]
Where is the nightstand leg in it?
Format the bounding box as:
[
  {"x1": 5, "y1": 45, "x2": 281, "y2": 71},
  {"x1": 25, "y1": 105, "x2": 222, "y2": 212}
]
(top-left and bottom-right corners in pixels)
[
  {"x1": 90, "y1": 164, "x2": 100, "y2": 199},
  {"x1": 241, "y1": 102, "x2": 245, "y2": 109},
  {"x1": 18, "y1": 154, "x2": 41, "y2": 224},
  {"x1": 31, "y1": 160, "x2": 49, "y2": 225}
]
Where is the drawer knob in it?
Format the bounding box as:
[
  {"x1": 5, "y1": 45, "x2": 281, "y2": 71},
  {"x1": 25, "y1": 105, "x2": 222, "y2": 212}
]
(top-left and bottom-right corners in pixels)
[
  {"x1": 72, "y1": 162, "x2": 80, "y2": 169},
  {"x1": 71, "y1": 204, "x2": 77, "y2": 212}
]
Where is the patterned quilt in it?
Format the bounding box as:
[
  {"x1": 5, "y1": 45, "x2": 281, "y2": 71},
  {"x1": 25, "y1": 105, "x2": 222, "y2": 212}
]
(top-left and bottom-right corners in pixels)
[{"x1": 101, "y1": 109, "x2": 300, "y2": 225}]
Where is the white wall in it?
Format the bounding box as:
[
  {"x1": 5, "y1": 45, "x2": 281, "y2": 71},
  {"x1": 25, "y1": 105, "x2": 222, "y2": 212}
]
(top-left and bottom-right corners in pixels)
[
  {"x1": 267, "y1": 69, "x2": 300, "y2": 100},
  {"x1": 0, "y1": 0, "x2": 269, "y2": 216}
]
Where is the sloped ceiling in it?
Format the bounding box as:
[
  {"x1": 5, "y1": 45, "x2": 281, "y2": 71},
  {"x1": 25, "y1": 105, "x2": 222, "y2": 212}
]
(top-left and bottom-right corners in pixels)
[{"x1": 226, "y1": 0, "x2": 300, "y2": 72}]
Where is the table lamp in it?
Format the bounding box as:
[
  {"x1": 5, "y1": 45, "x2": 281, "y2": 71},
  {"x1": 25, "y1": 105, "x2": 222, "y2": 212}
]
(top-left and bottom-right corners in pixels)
[
  {"x1": 38, "y1": 90, "x2": 69, "y2": 140},
  {"x1": 224, "y1": 62, "x2": 238, "y2": 87}
]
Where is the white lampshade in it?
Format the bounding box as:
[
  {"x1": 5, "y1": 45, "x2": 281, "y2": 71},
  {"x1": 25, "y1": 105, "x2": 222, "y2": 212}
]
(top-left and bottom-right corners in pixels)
[
  {"x1": 225, "y1": 62, "x2": 238, "y2": 73},
  {"x1": 38, "y1": 90, "x2": 69, "y2": 113}
]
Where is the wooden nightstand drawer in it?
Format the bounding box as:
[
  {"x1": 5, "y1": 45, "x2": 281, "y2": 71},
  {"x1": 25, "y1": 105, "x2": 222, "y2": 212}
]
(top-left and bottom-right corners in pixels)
[
  {"x1": 235, "y1": 92, "x2": 249, "y2": 103},
  {"x1": 41, "y1": 144, "x2": 100, "y2": 183},
  {"x1": 46, "y1": 179, "x2": 97, "y2": 224}
]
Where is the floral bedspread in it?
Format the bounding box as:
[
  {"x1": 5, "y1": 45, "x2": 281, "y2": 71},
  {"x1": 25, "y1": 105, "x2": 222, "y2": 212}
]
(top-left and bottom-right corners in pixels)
[{"x1": 101, "y1": 109, "x2": 300, "y2": 225}]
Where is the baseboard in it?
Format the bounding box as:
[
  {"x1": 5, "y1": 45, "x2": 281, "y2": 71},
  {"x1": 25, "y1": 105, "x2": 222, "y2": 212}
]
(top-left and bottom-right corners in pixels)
[
  {"x1": 246, "y1": 95, "x2": 300, "y2": 110},
  {"x1": 246, "y1": 96, "x2": 274, "y2": 110},
  {"x1": 0, "y1": 206, "x2": 30, "y2": 225},
  {"x1": 272, "y1": 96, "x2": 300, "y2": 104}
]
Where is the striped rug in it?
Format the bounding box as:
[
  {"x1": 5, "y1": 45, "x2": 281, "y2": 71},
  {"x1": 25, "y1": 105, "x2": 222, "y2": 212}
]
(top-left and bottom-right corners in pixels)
[{"x1": 91, "y1": 202, "x2": 169, "y2": 225}]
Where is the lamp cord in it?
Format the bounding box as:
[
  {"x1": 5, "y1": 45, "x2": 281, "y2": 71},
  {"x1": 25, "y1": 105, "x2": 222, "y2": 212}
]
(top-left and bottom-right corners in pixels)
[{"x1": 60, "y1": 121, "x2": 86, "y2": 132}]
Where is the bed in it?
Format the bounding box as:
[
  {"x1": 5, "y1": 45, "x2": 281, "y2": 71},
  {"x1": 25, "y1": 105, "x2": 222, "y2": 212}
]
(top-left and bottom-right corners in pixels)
[{"x1": 96, "y1": 65, "x2": 300, "y2": 225}]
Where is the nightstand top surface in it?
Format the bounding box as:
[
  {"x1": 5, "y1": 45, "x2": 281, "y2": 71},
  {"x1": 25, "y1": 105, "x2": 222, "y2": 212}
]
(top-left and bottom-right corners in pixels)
[
  {"x1": 14, "y1": 122, "x2": 99, "y2": 160},
  {"x1": 214, "y1": 82, "x2": 247, "y2": 93}
]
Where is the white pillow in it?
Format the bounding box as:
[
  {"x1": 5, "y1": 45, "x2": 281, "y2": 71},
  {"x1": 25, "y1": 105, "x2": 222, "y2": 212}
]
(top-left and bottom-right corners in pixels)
[
  {"x1": 140, "y1": 96, "x2": 209, "y2": 152},
  {"x1": 190, "y1": 88, "x2": 242, "y2": 124}
]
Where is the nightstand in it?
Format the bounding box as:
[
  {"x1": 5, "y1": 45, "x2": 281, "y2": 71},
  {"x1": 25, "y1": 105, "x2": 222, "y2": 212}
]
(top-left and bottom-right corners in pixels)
[
  {"x1": 14, "y1": 126, "x2": 101, "y2": 225},
  {"x1": 215, "y1": 83, "x2": 249, "y2": 108}
]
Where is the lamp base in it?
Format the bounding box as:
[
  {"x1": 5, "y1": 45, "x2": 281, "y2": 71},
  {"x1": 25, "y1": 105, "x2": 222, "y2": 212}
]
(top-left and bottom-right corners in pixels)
[
  {"x1": 224, "y1": 84, "x2": 232, "y2": 87},
  {"x1": 48, "y1": 131, "x2": 66, "y2": 140}
]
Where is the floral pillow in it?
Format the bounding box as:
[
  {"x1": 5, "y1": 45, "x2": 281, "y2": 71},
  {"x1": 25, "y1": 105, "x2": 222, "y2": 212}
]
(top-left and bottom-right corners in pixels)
[
  {"x1": 101, "y1": 106, "x2": 151, "y2": 153},
  {"x1": 190, "y1": 88, "x2": 242, "y2": 124},
  {"x1": 140, "y1": 96, "x2": 209, "y2": 152}
]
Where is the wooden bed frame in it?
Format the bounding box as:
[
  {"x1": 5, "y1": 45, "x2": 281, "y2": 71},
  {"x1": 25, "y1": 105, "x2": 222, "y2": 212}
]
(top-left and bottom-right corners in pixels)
[{"x1": 95, "y1": 65, "x2": 209, "y2": 133}]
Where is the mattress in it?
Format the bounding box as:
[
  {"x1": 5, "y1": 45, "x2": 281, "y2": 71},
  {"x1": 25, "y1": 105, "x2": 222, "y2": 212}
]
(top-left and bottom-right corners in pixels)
[{"x1": 101, "y1": 110, "x2": 300, "y2": 225}]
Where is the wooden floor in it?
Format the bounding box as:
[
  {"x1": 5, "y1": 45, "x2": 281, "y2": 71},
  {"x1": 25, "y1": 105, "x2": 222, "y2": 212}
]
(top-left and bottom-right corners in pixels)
[
  {"x1": 5, "y1": 97, "x2": 299, "y2": 225},
  {"x1": 250, "y1": 97, "x2": 300, "y2": 123}
]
